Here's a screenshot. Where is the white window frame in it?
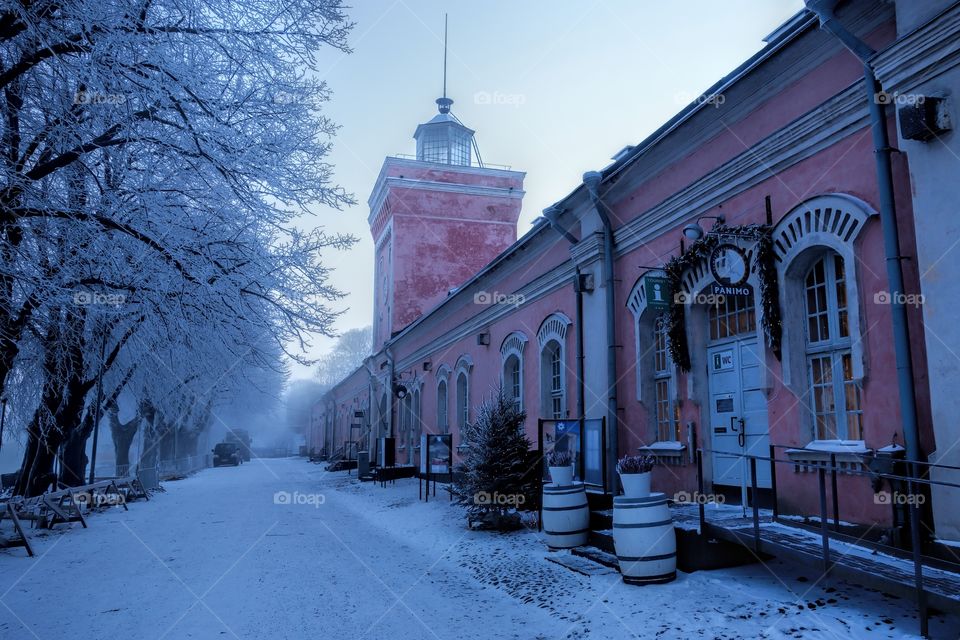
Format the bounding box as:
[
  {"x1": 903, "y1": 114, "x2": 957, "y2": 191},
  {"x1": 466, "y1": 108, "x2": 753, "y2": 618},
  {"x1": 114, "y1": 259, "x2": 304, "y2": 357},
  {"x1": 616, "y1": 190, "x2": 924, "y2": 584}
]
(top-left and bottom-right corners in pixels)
[
  {"x1": 652, "y1": 314, "x2": 679, "y2": 442},
  {"x1": 626, "y1": 275, "x2": 681, "y2": 444},
  {"x1": 537, "y1": 314, "x2": 571, "y2": 420},
  {"x1": 774, "y1": 194, "x2": 875, "y2": 447},
  {"x1": 803, "y1": 254, "x2": 862, "y2": 441},
  {"x1": 500, "y1": 332, "x2": 528, "y2": 413},
  {"x1": 454, "y1": 356, "x2": 473, "y2": 439},
  {"x1": 436, "y1": 376, "x2": 449, "y2": 434}
]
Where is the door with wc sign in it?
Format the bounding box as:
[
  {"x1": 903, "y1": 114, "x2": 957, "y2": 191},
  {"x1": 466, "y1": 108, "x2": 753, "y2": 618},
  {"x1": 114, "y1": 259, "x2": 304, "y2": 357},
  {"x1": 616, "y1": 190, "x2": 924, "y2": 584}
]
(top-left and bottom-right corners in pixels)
[{"x1": 707, "y1": 338, "x2": 771, "y2": 489}]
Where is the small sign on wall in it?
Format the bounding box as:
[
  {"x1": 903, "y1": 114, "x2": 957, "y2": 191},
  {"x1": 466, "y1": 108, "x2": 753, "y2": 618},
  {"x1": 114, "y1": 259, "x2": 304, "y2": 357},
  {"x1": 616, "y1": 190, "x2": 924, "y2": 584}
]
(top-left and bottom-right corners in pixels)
[
  {"x1": 644, "y1": 276, "x2": 671, "y2": 310},
  {"x1": 712, "y1": 350, "x2": 734, "y2": 372}
]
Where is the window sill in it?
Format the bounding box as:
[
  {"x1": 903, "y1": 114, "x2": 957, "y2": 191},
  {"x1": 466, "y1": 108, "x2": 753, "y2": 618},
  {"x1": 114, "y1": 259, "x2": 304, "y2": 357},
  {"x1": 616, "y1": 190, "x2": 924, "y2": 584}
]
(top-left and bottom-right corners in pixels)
[
  {"x1": 638, "y1": 441, "x2": 686, "y2": 465},
  {"x1": 785, "y1": 440, "x2": 871, "y2": 473}
]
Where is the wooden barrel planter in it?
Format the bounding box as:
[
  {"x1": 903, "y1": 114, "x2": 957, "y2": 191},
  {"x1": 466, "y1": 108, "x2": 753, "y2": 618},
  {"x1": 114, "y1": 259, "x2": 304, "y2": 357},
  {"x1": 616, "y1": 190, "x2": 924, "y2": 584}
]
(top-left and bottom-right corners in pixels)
[
  {"x1": 541, "y1": 482, "x2": 589, "y2": 549},
  {"x1": 612, "y1": 492, "x2": 676, "y2": 584}
]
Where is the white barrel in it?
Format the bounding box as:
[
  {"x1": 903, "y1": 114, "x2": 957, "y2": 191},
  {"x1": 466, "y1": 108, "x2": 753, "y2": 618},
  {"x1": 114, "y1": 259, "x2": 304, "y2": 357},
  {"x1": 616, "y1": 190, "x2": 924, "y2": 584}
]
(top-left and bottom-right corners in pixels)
[
  {"x1": 612, "y1": 492, "x2": 676, "y2": 584},
  {"x1": 542, "y1": 482, "x2": 589, "y2": 549}
]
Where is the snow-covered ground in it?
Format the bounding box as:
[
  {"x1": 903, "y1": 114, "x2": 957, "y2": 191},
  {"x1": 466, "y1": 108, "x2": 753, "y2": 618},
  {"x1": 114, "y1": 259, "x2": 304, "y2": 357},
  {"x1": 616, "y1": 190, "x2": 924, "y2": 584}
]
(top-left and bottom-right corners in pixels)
[{"x1": 0, "y1": 458, "x2": 955, "y2": 639}]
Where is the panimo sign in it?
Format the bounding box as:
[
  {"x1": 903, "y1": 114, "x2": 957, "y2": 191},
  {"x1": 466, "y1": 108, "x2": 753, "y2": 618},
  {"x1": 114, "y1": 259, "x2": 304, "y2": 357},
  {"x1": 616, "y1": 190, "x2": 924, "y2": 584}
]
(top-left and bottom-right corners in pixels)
[{"x1": 709, "y1": 282, "x2": 753, "y2": 298}]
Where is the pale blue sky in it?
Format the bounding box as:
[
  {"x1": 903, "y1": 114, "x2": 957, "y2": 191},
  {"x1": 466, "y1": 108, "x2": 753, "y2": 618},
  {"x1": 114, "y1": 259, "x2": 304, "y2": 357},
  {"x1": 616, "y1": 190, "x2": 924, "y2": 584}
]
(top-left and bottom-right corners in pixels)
[{"x1": 292, "y1": 0, "x2": 806, "y2": 380}]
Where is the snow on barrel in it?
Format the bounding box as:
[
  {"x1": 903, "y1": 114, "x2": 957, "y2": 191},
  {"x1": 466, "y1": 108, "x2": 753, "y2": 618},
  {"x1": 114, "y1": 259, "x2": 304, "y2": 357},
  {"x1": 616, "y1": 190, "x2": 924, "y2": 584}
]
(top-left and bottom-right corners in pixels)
[
  {"x1": 612, "y1": 492, "x2": 676, "y2": 584},
  {"x1": 541, "y1": 482, "x2": 589, "y2": 549}
]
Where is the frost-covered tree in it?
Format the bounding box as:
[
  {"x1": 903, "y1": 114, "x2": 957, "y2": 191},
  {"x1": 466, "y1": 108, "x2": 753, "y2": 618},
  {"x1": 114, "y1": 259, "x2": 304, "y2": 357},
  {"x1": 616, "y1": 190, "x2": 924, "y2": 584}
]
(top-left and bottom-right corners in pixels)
[
  {"x1": 0, "y1": 0, "x2": 357, "y2": 495},
  {"x1": 315, "y1": 325, "x2": 372, "y2": 387}
]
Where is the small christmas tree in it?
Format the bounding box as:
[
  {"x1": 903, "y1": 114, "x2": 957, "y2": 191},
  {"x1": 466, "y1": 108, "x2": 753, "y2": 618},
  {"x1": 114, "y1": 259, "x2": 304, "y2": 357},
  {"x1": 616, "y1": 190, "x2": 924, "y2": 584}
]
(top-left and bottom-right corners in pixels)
[{"x1": 452, "y1": 388, "x2": 539, "y2": 530}]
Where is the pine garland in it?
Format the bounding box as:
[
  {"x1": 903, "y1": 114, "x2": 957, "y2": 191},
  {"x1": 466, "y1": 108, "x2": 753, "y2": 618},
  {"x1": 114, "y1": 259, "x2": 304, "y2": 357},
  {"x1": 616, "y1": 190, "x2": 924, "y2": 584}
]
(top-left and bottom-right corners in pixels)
[{"x1": 663, "y1": 224, "x2": 782, "y2": 372}]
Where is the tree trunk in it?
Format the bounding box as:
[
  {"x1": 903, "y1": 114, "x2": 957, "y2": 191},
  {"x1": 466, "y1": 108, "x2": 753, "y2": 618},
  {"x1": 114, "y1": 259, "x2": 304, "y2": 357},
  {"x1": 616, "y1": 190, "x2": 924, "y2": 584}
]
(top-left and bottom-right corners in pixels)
[{"x1": 108, "y1": 405, "x2": 138, "y2": 473}]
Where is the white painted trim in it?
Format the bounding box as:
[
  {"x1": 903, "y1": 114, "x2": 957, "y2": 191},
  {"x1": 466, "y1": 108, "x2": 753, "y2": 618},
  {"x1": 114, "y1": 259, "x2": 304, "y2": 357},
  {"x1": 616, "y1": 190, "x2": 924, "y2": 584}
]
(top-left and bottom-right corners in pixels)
[
  {"x1": 774, "y1": 194, "x2": 875, "y2": 396},
  {"x1": 368, "y1": 176, "x2": 525, "y2": 226},
  {"x1": 537, "y1": 312, "x2": 573, "y2": 349},
  {"x1": 500, "y1": 331, "x2": 529, "y2": 356},
  {"x1": 872, "y1": 2, "x2": 960, "y2": 94},
  {"x1": 435, "y1": 364, "x2": 451, "y2": 383}
]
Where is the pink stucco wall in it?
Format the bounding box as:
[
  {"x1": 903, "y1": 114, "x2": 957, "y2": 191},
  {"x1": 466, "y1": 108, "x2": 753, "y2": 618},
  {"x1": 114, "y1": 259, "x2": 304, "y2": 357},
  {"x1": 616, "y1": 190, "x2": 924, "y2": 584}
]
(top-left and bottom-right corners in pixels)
[{"x1": 314, "y1": 5, "x2": 934, "y2": 530}]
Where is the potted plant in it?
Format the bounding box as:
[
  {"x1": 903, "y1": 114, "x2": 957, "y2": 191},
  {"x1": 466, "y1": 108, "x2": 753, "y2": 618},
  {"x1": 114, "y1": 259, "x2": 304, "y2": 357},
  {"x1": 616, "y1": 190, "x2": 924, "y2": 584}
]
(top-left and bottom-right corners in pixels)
[
  {"x1": 617, "y1": 454, "x2": 656, "y2": 497},
  {"x1": 546, "y1": 450, "x2": 574, "y2": 486}
]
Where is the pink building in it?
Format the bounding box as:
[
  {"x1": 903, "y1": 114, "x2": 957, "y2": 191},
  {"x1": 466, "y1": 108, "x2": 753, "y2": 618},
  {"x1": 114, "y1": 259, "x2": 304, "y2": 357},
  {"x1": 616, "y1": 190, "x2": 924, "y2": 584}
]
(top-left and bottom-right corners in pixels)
[{"x1": 314, "y1": 0, "x2": 960, "y2": 556}]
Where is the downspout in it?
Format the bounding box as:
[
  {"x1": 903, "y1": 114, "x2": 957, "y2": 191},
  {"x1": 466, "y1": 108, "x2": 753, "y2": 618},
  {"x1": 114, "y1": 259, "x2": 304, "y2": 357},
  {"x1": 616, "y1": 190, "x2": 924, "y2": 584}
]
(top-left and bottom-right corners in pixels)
[
  {"x1": 364, "y1": 358, "x2": 377, "y2": 459},
  {"x1": 804, "y1": 0, "x2": 922, "y2": 463},
  {"x1": 542, "y1": 207, "x2": 585, "y2": 421},
  {"x1": 384, "y1": 347, "x2": 395, "y2": 438},
  {"x1": 584, "y1": 171, "x2": 620, "y2": 491}
]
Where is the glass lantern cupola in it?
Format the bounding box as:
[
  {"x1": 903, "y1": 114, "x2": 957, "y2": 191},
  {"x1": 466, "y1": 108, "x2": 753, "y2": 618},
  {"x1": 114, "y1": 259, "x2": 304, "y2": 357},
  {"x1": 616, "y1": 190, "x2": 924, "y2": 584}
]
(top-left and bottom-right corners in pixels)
[{"x1": 413, "y1": 97, "x2": 475, "y2": 166}]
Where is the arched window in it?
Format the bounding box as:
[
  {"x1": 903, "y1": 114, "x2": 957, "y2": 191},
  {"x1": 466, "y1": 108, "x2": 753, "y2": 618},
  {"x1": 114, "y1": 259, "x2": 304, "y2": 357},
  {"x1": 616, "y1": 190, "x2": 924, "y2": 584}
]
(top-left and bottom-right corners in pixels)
[
  {"x1": 456, "y1": 371, "x2": 469, "y2": 435},
  {"x1": 437, "y1": 379, "x2": 449, "y2": 434},
  {"x1": 504, "y1": 355, "x2": 522, "y2": 411},
  {"x1": 500, "y1": 332, "x2": 527, "y2": 413},
  {"x1": 804, "y1": 253, "x2": 862, "y2": 440},
  {"x1": 537, "y1": 314, "x2": 571, "y2": 420},
  {"x1": 542, "y1": 340, "x2": 565, "y2": 419},
  {"x1": 400, "y1": 392, "x2": 411, "y2": 450},
  {"x1": 653, "y1": 314, "x2": 680, "y2": 441},
  {"x1": 412, "y1": 388, "x2": 422, "y2": 451}
]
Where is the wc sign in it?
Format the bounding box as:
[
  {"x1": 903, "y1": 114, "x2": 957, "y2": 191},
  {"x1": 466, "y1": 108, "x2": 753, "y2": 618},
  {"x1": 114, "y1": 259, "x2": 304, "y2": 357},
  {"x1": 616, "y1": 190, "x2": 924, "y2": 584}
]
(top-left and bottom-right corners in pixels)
[{"x1": 644, "y1": 276, "x2": 671, "y2": 310}]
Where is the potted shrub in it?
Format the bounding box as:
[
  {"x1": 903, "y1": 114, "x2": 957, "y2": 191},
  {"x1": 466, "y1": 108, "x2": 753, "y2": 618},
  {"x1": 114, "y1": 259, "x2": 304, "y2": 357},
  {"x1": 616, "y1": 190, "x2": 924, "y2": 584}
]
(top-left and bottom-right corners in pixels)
[
  {"x1": 546, "y1": 450, "x2": 574, "y2": 486},
  {"x1": 617, "y1": 454, "x2": 656, "y2": 497}
]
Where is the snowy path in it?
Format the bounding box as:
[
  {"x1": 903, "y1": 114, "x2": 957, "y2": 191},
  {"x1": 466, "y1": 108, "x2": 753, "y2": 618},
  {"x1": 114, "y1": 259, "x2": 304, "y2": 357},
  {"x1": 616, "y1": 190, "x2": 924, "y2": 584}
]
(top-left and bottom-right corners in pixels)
[{"x1": 0, "y1": 459, "x2": 954, "y2": 640}]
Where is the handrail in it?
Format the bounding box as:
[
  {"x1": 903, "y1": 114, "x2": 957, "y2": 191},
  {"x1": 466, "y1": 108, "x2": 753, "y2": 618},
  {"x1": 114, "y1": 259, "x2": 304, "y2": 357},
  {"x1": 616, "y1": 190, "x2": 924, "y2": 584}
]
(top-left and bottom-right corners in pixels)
[
  {"x1": 699, "y1": 446, "x2": 960, "y2": 490},
  {"x1": 768, "y1": 442, "x2": 960, "y2": 473},
  {"x1": 694, "y1": 445, "x2": 958, "y2": 637}
]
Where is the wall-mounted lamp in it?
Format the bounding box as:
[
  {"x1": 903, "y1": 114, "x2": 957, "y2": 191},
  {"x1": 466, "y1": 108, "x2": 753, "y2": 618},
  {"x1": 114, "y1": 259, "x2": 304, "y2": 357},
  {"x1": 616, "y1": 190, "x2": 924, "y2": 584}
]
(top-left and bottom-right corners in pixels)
[
  {"x1": 682, "y1": 214, "x2": 726, "y2": 241},
  {"x1": 393, "y1": 383, "x2": 408, "y2": 399},
  {"x1": 423, "y1": 361, "x2": 433, "y2": 372}
]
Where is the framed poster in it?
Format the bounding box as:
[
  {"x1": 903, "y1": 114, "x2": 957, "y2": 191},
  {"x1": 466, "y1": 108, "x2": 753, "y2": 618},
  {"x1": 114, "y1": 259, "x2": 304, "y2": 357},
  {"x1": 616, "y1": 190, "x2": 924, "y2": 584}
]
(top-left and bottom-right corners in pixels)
[
  {"x1": 539, "y1": 419, "x2": 581, "y2": 482},
  {"x1": 420, "y1": 434, "x2": 452, "y2": 476}
]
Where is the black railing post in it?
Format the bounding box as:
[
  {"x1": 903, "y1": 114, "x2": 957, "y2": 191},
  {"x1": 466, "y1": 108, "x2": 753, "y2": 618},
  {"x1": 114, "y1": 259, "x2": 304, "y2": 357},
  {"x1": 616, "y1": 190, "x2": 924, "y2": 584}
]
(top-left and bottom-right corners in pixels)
[
  {"x1": 769, "y1": 444, "x2": 778, "y2": 520},
  {"x1": 907, "y1": 462, "x2": 928, "y2": 637},
  {"x1": 830, "y1": 453, "x2": 840, "y2": 532},
  {"x1": 697, "y1": 449, "x2": 706, "y2": 533},
  {"x1": 818, "y1": 466, "x2": 831, "y2": 576},
  {"x1": 750, "y1": 456, "x2": 760, "y2": 552}
]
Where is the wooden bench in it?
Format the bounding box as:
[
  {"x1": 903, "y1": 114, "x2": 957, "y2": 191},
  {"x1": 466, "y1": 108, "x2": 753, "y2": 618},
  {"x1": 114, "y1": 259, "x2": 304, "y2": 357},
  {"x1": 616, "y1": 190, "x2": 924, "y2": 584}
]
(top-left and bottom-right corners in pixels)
[
  {"x1": 0, "y1": 499, "x2": 34, "y2": 556},
  {"x1": 41, "y1": 489, "x2": 87, "y2": 529}
]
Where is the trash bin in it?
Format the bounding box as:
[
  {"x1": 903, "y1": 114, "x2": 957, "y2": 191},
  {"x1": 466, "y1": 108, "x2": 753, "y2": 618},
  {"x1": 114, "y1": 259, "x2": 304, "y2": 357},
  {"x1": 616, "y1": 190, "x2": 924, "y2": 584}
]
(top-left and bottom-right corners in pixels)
[{"x1": 357, "y1": 451, "x2": 370, "y2": 477}]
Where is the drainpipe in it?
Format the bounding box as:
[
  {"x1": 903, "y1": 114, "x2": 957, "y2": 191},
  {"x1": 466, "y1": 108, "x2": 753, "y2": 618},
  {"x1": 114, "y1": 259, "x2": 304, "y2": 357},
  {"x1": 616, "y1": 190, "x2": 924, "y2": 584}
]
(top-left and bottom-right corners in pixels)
[
  {"x1": 385, "y1": 347, "x2": 395, "y2": 438},
  {"x1": 584, "y1": 171, "x2": 620, "y2": 491},
  {"x1": 542, "y1": 207, "x2": 586, "y2": 421},
  {"x1": 364, "y1": 358, "x2": 377, "y2": 459},
  {"x1": 804, "y1": 0, "x2": 922, "y2": 463}
]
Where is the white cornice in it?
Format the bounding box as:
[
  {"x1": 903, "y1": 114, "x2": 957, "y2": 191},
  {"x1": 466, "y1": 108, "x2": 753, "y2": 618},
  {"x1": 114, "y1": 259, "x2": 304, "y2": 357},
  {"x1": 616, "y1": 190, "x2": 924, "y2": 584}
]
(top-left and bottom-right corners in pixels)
[
  {"x1": 368, "y1": 176, "x2": 525, "y2": 227},
  {"x1": 872, "y1": 2, "x2": 960, "y2": 92},
  {"x1": 611, "y1": 80, "x2": 871, "y2": 257}
]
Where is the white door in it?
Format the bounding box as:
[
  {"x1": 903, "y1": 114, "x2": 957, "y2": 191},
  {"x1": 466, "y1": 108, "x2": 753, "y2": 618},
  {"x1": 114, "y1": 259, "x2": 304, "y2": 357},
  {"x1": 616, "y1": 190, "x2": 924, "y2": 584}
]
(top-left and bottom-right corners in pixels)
[{"x1": 707, "y1": 337, "x2": 771, "y2": 489}]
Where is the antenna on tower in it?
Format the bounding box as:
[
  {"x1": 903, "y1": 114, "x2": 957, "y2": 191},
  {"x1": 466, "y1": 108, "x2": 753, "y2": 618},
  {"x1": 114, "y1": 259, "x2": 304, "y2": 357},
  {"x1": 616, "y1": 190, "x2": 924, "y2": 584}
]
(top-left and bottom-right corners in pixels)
[
  {"x1": 442, "y1": 13, "x2": 448, "y2": 99},
  {"x1": 436, "y1": 13, "x2": 453, "y2": 114}
]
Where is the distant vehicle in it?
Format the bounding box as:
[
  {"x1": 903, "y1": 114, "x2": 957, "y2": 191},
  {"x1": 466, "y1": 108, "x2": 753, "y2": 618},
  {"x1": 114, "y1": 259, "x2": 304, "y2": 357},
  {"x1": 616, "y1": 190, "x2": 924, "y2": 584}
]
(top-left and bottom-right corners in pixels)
[
  {"x1": 212, "y1": 442, "x2": 241, "y2": 467},
  {"x1": 226, "y1": 429, "x2": 253, "y2": 462}
]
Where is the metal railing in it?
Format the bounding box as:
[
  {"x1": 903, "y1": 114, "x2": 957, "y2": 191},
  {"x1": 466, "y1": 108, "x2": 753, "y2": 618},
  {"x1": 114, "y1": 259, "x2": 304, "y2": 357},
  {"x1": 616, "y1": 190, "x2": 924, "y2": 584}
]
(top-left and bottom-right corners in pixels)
[
  {"x1": 158, "y1": 454, "x2": 210, "y2": 479},
  {"x1": 695, "y1": 446, "x2": 960, "y2": 637}
]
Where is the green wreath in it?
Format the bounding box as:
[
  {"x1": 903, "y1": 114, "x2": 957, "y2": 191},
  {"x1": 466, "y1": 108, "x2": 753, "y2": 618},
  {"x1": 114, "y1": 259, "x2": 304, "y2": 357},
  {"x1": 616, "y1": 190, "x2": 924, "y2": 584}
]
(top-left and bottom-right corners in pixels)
[{"x1": 663, "y1": 224, "x2": 782, "y2": 372}]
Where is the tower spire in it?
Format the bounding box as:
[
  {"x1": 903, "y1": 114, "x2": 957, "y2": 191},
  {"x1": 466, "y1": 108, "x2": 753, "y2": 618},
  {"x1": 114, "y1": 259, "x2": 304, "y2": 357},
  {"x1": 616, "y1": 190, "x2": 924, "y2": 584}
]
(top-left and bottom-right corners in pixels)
[{"x1": 436, "y1": 14, "x2": 452, "y2": 114}]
